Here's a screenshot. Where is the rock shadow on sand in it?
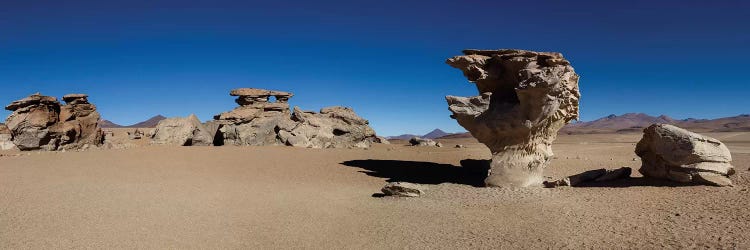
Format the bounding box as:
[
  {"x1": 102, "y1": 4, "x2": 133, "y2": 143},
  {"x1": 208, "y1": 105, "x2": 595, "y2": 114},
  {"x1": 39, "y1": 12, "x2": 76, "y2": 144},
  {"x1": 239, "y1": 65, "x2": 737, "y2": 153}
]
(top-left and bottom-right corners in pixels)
[
  {"x1": 340, "y1": 159, "x2": 490, "y2": 187},
  {"x1": 574, "y1": 177, "x2": 700, "y2": 188}
]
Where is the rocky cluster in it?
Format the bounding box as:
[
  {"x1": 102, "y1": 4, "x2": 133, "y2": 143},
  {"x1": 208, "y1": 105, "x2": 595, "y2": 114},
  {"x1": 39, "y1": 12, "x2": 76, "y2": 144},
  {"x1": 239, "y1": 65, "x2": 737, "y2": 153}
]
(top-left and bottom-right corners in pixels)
[
  {"x1": 636, "y1": 124, "x2": 735, "y2": 186},
  {"x1": 151, "y1": 88, "x2": 377, "y2": 148},
  {"x1": 4, "y1": 93, "x2": 103, "y2": 151},
  {"x1": 446, "y1": 49, "x2": 580, "y2": 187}
]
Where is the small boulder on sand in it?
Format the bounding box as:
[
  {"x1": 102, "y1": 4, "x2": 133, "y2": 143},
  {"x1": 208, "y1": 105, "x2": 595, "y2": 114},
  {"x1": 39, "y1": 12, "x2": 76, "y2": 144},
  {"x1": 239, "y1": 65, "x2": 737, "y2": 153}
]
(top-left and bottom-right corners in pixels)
[
  {"x1": 409, "y1": 137, "x2": 442, "y2": 147},
  {"x1": 381, "y1": 182, "x2": 425, "y2": 197}
]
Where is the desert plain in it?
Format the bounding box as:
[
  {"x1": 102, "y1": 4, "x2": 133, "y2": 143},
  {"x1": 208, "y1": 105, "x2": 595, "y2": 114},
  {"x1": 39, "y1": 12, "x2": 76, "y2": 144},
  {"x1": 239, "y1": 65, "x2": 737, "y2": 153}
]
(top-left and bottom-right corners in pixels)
[{"x1": 1, "y1": 129, "x2": 748, "y2": 249}]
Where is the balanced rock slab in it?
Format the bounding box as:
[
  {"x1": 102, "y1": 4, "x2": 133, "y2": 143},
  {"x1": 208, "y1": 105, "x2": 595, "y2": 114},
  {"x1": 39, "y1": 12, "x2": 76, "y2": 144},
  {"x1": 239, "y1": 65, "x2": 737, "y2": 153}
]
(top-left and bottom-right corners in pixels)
[
  {"x1": 446, "y1": 49, "x2": 580, "y2": 187},
  {"x1": 635, "y1": 124, "x2": 735, "y2": 186}
]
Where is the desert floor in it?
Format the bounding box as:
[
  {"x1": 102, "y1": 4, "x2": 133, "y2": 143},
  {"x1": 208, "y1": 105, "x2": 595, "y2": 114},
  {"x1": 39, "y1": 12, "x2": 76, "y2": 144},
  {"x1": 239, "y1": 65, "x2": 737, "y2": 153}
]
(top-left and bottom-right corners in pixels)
[{"x1": 1, "y1": 130, "x2": 749, "y2": 249}]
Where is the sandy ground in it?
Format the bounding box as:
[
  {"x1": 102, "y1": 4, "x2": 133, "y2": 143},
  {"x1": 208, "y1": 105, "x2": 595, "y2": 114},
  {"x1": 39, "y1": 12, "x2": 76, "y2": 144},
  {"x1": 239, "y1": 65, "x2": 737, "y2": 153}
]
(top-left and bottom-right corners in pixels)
[{"x1": 1, "y1": 130, "x2": 749, "y2": 249}]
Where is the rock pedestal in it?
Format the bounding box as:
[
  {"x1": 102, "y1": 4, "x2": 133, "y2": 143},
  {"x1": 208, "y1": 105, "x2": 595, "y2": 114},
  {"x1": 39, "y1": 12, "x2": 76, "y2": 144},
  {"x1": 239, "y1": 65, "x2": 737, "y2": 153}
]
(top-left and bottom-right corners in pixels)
[
  {"x1": 445, "y1": 49, "x2": 581, "y2": 187},
  {"x1": 4, "y1": 93, "x2": 104, "y2": 150},
  {"x1": 635, "y1": 124, "x2": 735, "y2": 186}
]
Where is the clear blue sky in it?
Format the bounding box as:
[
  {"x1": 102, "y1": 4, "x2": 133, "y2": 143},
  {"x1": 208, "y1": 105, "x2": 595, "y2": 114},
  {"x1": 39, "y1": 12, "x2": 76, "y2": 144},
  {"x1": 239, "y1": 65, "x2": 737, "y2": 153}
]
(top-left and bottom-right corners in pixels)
[{"x1": 1, "y1": 0, "x2": 748, "y2": 136}]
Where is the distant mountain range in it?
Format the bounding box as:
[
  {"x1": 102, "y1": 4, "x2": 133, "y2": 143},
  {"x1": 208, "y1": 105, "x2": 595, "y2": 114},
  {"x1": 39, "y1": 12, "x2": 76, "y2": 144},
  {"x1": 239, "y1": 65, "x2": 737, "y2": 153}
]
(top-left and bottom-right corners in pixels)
[
  {"x1": 100, "y1": 115, "x2": 167, "y2": 128},
  {"x1": 432, "y1": 113, "x2": 750, "y2": 139},
  {"x1": 561, "y1": 113, "x2": 750, "y2": 134},
  {"x1": 388, "y1": 129, "x2": 455, "y2": 140}
]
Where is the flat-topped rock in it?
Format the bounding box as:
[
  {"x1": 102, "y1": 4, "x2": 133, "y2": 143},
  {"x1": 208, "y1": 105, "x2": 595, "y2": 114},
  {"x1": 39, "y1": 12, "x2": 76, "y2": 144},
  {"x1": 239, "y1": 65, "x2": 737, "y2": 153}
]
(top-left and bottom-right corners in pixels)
[
  {"x1": 5, "y1": 93, "x2": 59, "y2": 111},
  {"x1": 62, "y1": 94, "x2": 89, "y2": 104},
  {"x1": 229, "y1": 88, "x2": 293, "y2": 97}
]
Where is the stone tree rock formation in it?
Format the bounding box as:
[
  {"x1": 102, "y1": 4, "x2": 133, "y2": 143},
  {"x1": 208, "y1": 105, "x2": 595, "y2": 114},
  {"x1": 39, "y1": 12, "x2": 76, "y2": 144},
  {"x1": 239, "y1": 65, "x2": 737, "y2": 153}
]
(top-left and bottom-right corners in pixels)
[
  {"x1": 445, "y1": 49, "x2": 581, "y2": 187},
  {"x1": 212, "y1": 88, "x2": 376, "y2": 148},
  {"x1": 635, "y1": 124, "x2": 735, "y2": 186},
  {"x1": 4, "y1": 93, "x2": 104, "y2": 151}
]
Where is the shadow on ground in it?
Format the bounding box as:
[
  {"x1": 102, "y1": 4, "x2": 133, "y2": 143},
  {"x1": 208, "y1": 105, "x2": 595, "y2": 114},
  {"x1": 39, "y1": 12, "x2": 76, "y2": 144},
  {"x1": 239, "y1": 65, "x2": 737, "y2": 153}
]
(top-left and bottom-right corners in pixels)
[
  {"x1": 340, "y1": 159, "x2": 490, "y2": 187},
  {"x1": 575, "y1": 177, "x2": 698, "y2": 188}
]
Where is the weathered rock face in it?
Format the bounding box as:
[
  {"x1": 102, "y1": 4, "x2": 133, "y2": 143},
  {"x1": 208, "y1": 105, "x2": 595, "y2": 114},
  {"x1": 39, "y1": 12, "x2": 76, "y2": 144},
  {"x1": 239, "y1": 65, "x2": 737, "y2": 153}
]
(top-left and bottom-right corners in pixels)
[
  {"x1": 0, "y1": 124, "x2": 17, "y2": 150},
  {"x1": 56, "y1": 94, "x2": 104, "y2": 149},
  {"x1": 214, "y1": 88, "x2": 376, "y2": 148},
  {"x1": 446, "y1": 49, "x2": 580, "y2": 187},
  {"x1": 635, "y1": 124, "x2": 735, "y2": 186},
  {"x1": 4, "y1": 93, "x2": 104, "y2": 151},
  {"x1": 151, "y1": 114, "x2": 213, "y2": 146}
]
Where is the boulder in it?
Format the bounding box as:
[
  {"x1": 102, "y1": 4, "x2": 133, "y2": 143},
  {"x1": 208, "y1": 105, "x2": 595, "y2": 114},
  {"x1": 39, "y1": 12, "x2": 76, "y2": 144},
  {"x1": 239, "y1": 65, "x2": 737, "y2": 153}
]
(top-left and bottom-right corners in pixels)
[
  {"x1": 373, "y1": 136, "x2": 390, "y2": 144},
  {"x1": 635, "y1": 124, "x2": 735, "y2": 186},
  {"x1": 150, "y1": 114, "x2": 213, "y2": 146},
  {"x1": 381, "y1": 182, "x2": 425, "y2": 197},
  {"x1": 409, "y1": 137, "x2": 442, "y2": 147},
  {"x1": 287, "y1": 106, "x2": 375, "y2": 149},
  {"x1": 445, "y1": 49, "x2": 580, "y2": 187}
]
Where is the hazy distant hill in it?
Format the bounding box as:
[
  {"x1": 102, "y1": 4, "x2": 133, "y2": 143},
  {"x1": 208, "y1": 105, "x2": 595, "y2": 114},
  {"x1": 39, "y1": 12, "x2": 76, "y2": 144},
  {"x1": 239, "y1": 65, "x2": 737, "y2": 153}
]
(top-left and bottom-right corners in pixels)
[
  {"x1": 100, "y1": 115, "x2": 167, "y2": 128},
  {"x1": 561, "y1": 113, "x2": 750, "y2": 134},
  {"x1": 437, "y1": 113, "x2": 750, "y2": 138},
  {"x1": 388, "y1": 129, "x2": 457, "y2": 140}
]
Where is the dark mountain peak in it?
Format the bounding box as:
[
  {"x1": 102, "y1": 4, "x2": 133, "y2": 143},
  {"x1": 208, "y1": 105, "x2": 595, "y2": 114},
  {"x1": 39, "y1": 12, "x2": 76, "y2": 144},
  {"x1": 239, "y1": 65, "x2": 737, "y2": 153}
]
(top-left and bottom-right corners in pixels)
[
  {"x1": 423, "y1": 129, "x2": 452, "y2": 139},
  {"x1": 128, "y1": 115, "x2": 167, "y2": 128},
  {"x1": 99, "y1": 119, "x2": 123, "y2": 128}
]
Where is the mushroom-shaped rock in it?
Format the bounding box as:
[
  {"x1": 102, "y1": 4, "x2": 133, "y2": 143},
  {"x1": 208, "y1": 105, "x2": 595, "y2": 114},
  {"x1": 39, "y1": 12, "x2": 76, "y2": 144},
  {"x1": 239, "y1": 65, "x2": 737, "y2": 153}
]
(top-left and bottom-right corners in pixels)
[
  {"x1": 151, "y1": 114, "x2": 213, "y2": 146},
  {"x1": 446, "y1": 49, "x2": 580, "y2": 187},
  {"x1": 635, "y1": 124, "x2": 735, "y2": 186}
]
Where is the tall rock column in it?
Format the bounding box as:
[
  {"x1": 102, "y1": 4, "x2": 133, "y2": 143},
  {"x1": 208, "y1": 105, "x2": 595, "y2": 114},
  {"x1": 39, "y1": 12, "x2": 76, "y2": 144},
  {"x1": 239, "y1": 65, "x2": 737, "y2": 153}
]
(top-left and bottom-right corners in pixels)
[{"x1": 445, "y1": 49, "x2": 580, "y2": 187}]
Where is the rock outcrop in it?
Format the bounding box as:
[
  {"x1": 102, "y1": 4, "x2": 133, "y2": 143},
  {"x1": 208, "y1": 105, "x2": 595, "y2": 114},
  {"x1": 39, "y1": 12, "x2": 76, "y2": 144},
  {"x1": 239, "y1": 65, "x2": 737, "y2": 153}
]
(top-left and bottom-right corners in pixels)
[
  {"x1": 150, "y1": 114, "x2": 213, "y2": 146},
  {"x1": 57, "y1": 94, "x2": 104, "y2": 148},
  {"x1": 4, "y1": 93, "x2": 104, "y2": 151},
  {"x1": 213, "y1": 88, "x2": 376, "y2": 148},
  {"x1": 408, "y1": 137, "x2": 442, "y2": 147},
  {"x1": 635, "y1": 124, "x2": 735, "y2": 186},
  {"x1": 445, "y1": 49, "x2": 581, "y2": 187}
]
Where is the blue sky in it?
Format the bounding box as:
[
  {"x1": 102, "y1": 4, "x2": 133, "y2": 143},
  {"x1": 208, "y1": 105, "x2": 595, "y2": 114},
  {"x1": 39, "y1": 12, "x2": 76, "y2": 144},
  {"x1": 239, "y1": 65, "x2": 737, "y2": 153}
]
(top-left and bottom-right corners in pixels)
[{"x1": 1, "y1": 0, "x2": 748, "y2": 136}]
